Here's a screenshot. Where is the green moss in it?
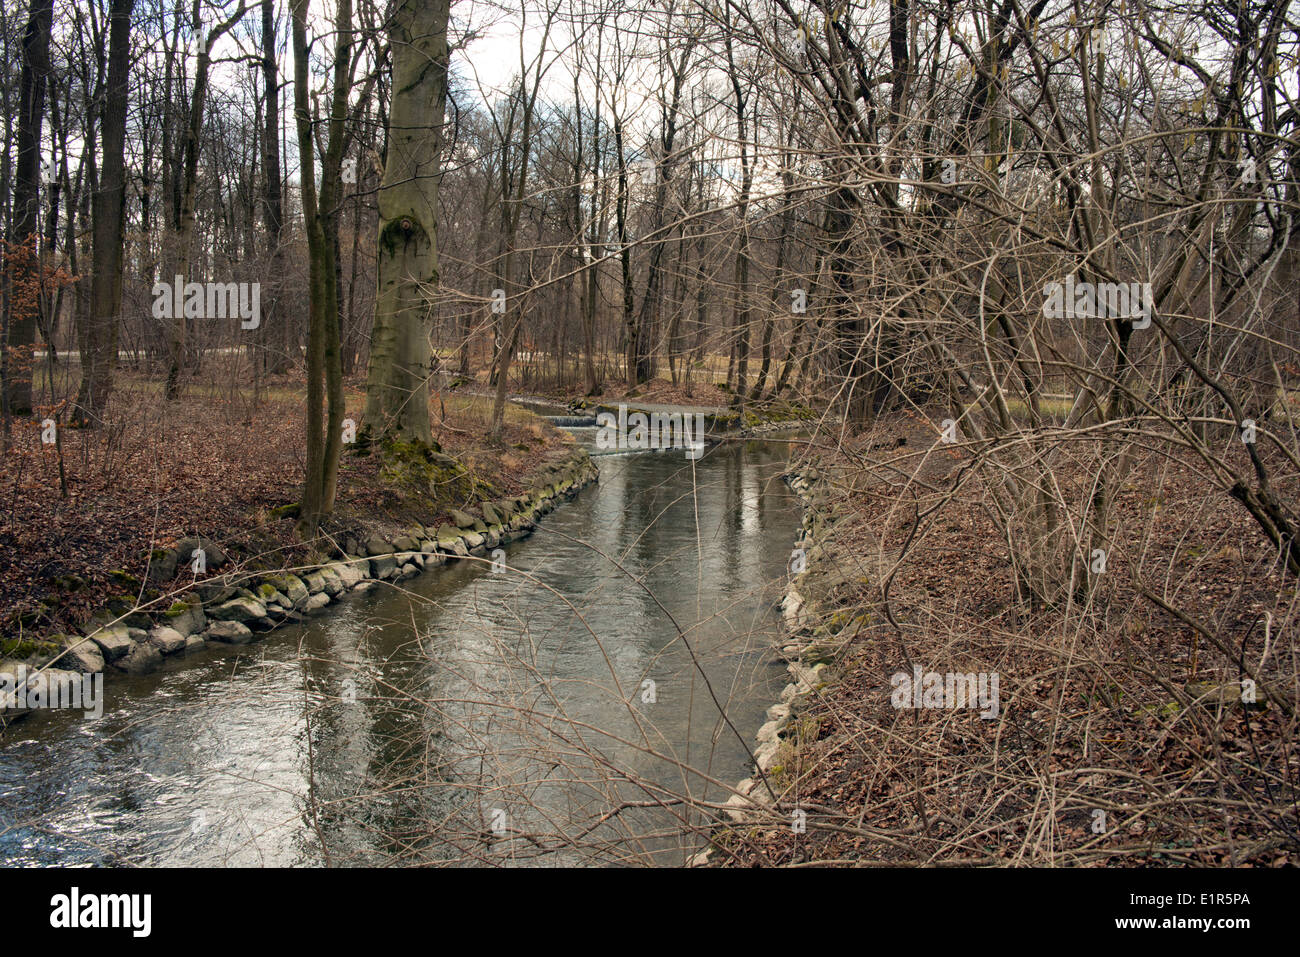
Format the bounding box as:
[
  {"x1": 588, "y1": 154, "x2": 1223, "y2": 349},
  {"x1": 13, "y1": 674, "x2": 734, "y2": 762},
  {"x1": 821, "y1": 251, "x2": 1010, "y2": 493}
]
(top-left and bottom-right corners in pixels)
[
  {"x1": 0, "y1": 637, "x2": 59, "y2": 659},
  {"x1": 270, "y1": 502, "x2": 301, "y2": 520},
  {"x1": 379, "y1": 437, "x2": 476, "y2": 509},
  {"x1": 1136, "y1": 700, "x2": 1183, "y2": 718},
  {"x1": 164, "y1": 599, "x2": 197, "y2": 618},
  {"x1": 108, "y1": 569, "x2": 142, "y2": 590}
]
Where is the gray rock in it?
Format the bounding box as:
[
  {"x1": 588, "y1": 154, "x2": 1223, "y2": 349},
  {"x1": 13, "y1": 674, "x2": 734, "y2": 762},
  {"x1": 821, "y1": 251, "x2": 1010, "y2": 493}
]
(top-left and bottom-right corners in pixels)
[
  {"x1": 318, "y1": 568, "x2": 344, "y2": 596},
  {"x1": 302, "y1": 571, "x2": 328, "y2": 595},
  {"x1": 303, "y1": 592, "x2": 331, "y2": 615},
  {"x1": 208, "y1": 596, "x2": 268, "y2": 624},
  {"x1": 329, "y1": 561, "x2": 365, "y2": 589},
  {"x1": 449, "y1": 508, "x2": 478, "y2": 530},
  {"x1": 365, "y1": 537, "x2": 394, "y2": 556},
  {"x1": 398, "y1": 563, "x2": 419, "y2": 579},
  {"x1": 419, "y1": 540, "x2": 437, "y2": 554},
  {"x1": 87, "y1": 624, "x2": 133, "y2": 662},
  {"x1": 59, "y1": 636, "x2": 105, "y2": 674},
  {"x1": 195, "y1": 581, "x2": 237, "y2": 605},
  {"x1": 175, "y1": 537, "x2": 229, "y2": 571},
  {"x1": 391, "y1": 535, "x2": 419, "y2": 552},
  {"x1": 757, "y1": 719, "x2": 785, "y2": 745},
  {"x1": 268, "y1": 574, "x2": 310, "y2": 609},
  {"x1": 114, "y1": 641, "x2": 163, "y2": 675},
  {"x1": 369, "y1": 555, "x2": 398, "y2": 579},
  {"x1": 183, "y1": 635, "x2": 205, "y2": 654},
  {"x1": 253, "y1": 583, "x2": 289, "y2": 608},
  {"x1": 205, "y1": 621, "x2": 253, "y2": 644},
  {"x1": 162, "y1": 596, "x2": 206, "y2": 637},
  {"x1": 146, "y1": 548, "x2": 180, "y2": 583},
  {"x1": 480, "y1": 502, "x2": 502, "y2": 526},
  {"x1": 353, "y1": 581, "x2": 377, "y2": 594},
  {"x1": 147, "y1": 626, "x2": 187, "y2": 655},
  {"x1": 435, "y1": 525, "x2": 463, "y2": 547}
]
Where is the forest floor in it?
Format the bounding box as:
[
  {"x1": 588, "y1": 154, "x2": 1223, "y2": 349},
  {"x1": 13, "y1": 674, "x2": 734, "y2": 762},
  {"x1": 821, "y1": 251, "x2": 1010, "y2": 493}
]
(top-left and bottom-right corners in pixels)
[
  {"x1": 0, "y1": 359, "x2": 580, "y2": 648},
  {"x1": 712, "y1": 409, "x2": 1298, "y2": 867}
]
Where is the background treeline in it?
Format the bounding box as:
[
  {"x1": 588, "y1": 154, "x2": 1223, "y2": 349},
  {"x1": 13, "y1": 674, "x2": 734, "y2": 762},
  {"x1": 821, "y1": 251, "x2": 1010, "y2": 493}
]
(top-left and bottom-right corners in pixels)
[{"x1": 0, "y1": 0, "x2": 1298, "y2": 556}]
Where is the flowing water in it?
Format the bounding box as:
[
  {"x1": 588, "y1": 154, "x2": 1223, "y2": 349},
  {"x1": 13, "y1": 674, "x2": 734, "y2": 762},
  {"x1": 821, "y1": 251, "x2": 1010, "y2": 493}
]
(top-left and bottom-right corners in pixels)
[{"x1": 0, "y1": 429, "x2": 803, "y2": 866}]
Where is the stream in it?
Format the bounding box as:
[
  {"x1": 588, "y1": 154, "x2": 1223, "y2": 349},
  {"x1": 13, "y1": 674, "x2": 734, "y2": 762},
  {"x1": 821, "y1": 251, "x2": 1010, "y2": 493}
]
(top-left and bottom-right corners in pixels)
[{"x1": 0, "y1": 421, "x2": 803, "y2": 866}]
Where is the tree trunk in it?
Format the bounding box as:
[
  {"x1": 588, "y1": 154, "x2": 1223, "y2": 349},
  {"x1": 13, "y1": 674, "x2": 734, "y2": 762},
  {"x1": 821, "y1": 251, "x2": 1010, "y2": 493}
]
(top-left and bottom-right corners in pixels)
[
  {"x1": 260, "y1": 0, "x2": 290, "y2": 375},
  {"x1": 292, "y1": 0, "x2": 350, "y2": 532},
  {"x1": 165, "y1": 1, "x2": 248, "y2": 400},
  {"x1": 363, "y1": 0, "x2": 451, "y2": 445},
  {"x1": 71, "y1": 0, "x2": 134, "y2": 426},
  {"x1": 3, "y1": 0, "x2": 54, "y2": 419}
]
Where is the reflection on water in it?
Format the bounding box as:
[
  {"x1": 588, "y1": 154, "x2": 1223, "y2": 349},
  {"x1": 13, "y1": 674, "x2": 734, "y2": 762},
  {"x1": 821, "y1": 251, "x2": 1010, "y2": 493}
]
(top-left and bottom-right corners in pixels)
[{"x1": 0, "y1": 438, "x2": 803, "y2": 866}]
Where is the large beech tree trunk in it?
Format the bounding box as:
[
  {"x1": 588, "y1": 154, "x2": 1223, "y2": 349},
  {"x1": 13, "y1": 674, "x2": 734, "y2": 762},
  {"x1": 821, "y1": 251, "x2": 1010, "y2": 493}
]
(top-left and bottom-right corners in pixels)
[{"x1": 363, "y1": 0, "x2": 452, "y2": 445}]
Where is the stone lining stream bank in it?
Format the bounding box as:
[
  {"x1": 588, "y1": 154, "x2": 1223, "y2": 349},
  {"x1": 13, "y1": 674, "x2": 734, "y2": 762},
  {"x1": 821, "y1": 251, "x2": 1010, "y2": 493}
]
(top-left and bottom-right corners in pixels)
[
  {"x1": 0, "y1": 449, "x2": 598, "y2": 726},
  {"x1": 689, "y1": 462, "x2": 850, "y2": 865}
]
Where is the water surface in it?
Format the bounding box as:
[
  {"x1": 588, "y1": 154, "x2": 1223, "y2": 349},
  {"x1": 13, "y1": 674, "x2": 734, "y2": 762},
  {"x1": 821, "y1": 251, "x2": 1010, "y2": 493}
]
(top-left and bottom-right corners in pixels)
[{"x1": 0, "y1": 437, "x2": 801, "y2": 866}]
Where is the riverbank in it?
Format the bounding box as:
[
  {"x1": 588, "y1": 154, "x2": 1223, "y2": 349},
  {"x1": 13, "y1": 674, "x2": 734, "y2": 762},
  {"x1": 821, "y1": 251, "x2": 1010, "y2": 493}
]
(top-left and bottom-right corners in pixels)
[
  {"x1": 703, "y1": 412, "x2": 1298, "y2": 867},
  {"x1": 1, "y1": 372, "x2": 597, "y2": 726}
]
